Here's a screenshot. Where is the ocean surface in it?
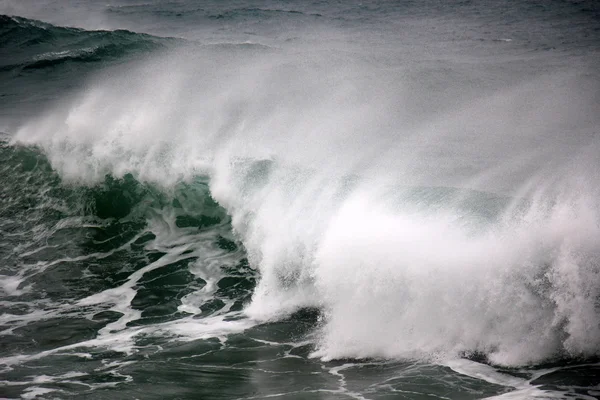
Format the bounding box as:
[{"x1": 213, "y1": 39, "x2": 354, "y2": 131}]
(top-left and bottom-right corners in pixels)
[{"x1": 1, "y1": 1, "x2": 600, "y2": 399}]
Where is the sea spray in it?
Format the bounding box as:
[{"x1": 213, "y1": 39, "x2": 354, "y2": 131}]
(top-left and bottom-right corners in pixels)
[{"x1": 11, "y1": 42, "x2": 600, "y2": 367}]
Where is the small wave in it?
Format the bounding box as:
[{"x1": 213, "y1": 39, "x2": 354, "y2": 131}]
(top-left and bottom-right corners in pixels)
[
  {"x1": 0, "y1": 15, "x2": 175, "y2": 71},
  {"x1": 208, "y1": 7, "x2": 321, "y2": 21}
]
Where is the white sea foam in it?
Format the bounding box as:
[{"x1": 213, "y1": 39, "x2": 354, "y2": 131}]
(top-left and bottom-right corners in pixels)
[{"x1": 21, "y1": 387, "x2": 60, "y2": 399}]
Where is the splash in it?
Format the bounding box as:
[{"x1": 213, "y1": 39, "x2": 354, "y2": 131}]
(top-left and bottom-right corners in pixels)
[{"x1": 11, "y1": 38, "x2": 600, "y2": 366}]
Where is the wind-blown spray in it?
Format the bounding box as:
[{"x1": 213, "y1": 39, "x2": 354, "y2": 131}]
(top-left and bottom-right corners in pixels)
[{"x1": 13, "y1": 41, "x2": 600, "y2": 366}]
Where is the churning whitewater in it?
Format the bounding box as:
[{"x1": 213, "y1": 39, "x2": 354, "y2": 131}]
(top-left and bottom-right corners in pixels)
[{"x1": 1, "y1": 1, "x2": 599, "y2": 399}]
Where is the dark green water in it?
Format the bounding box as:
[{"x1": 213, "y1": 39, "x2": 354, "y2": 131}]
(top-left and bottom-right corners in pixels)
[{"x1": 0, "y1": 142, "x2": 524, "y2": 399}]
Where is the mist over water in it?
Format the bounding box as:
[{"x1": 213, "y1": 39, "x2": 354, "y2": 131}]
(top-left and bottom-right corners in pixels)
[{"x1": 1, "y1": 1, "x2": 600, "y2": 398}]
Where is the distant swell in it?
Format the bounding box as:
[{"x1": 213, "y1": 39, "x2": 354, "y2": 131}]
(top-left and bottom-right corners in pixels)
[{"x1": 0, "y1": 15, "x2": 169, "y2": 71}]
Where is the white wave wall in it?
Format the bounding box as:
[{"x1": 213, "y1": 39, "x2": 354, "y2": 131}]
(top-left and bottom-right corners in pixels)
[{"x1": 11, "y1": 44, "x2": 600, "y2": 366}]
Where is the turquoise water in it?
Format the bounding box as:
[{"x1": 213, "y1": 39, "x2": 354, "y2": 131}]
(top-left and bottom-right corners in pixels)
[{"x1": 1, "y1": 1, "x2": 600, "y2": 399}]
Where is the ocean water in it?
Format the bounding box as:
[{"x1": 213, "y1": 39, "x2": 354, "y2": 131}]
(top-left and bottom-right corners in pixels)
[{"x1": 1, "y1": 1, "x2": 600, "y2": 399}]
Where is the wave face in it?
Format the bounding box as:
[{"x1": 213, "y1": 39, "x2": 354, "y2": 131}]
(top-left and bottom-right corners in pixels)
[{"x1": 1, "y1": 1, "x2": 600, "y2": 398}]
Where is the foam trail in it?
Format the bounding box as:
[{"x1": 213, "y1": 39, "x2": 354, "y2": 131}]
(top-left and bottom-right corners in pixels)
[
  {"x1": 11, "y1": 42, "x2": 600, "y2": 366},
  {"x1": 445, "y1": 359, "x2": 572, "y2": 399}
]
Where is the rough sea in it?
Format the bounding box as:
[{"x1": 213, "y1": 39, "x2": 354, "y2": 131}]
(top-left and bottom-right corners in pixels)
[{"x1": 1, "y1": 1, "x2": 600, "y2": 399}]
